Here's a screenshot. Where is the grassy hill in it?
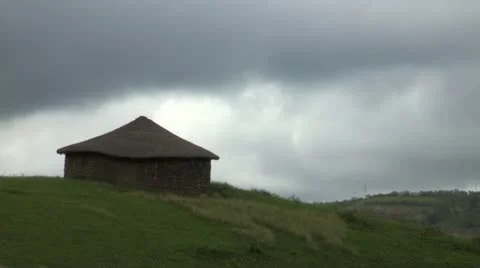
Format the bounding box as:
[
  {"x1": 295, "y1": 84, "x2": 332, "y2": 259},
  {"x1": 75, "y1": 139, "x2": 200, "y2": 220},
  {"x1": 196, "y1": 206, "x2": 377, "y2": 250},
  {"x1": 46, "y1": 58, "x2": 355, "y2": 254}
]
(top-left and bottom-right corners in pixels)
[
  {"x1": 335, "y1": 190, "x2": 480, "y2": 237},
  {"x1": 1, "y1": 177, "x2": 480, "y2": 267}
]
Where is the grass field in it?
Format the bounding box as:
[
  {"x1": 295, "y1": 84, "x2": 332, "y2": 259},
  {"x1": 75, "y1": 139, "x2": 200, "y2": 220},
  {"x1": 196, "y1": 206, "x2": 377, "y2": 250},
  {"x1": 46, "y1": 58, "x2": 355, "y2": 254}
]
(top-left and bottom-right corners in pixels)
[{"x1": 1, "y1": 177, "x2": 480, "y2": 267}]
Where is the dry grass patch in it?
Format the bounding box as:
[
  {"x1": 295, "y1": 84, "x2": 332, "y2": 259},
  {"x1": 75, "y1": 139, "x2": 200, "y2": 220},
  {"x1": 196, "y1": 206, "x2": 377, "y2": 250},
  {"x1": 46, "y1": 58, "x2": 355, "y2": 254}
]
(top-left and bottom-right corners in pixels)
[
  {"x1": 130, "y1": 192, "x2": 347, "y2": 249},
  {"x1": 78, "y1": 204, "x2": 115, "y2": 218}
]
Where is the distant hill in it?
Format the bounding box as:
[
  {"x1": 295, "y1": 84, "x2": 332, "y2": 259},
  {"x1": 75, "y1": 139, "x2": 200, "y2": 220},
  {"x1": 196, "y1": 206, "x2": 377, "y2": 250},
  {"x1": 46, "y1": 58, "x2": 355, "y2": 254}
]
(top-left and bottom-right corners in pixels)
[
  {"x1": 334, "y1": 190, "x2": 480, "y2": 237},
  {"x1": 0, "y1": 177, "x2": 480, "y2": 267}
]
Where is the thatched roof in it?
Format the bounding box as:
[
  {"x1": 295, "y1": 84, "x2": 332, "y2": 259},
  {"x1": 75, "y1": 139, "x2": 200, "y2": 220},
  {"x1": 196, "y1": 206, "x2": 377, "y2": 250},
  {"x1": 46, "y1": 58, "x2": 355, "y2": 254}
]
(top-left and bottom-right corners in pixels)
[{"x1": 56, "y1": 116, "x2": 220, "y2": 160}]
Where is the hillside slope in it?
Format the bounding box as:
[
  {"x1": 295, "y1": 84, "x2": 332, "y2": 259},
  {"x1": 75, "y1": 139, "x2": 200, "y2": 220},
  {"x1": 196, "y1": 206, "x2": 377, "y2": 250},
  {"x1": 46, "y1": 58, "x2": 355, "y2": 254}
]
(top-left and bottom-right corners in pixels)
[
  {"x1": 0, "y1": 177, "x2": 479, "y2": 267},
  {"x1": 335, "y1": 190, "x2": 480, "y2": 236}
]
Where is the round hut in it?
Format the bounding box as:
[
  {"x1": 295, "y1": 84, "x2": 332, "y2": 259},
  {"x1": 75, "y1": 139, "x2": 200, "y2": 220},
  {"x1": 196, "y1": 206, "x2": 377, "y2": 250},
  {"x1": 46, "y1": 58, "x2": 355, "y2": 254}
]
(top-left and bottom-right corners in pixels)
[{"x1": 56, "y1": 116, "x2": 219, "y2": 195}]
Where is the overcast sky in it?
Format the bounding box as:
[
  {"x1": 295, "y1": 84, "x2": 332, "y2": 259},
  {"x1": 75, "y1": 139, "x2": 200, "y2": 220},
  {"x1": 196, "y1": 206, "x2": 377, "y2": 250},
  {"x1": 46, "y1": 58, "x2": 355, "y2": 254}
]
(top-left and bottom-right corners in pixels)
[{"x1": 1, "y1": 1, "x2": 480, "y2": 202}]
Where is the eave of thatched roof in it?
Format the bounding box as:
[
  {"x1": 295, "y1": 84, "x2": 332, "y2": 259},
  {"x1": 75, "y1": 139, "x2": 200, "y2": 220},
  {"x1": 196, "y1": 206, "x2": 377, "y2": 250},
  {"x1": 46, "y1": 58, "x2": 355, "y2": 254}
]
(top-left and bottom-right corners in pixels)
[{"x1": 56, "y1": 116, "x2": 220, "y2": 160}]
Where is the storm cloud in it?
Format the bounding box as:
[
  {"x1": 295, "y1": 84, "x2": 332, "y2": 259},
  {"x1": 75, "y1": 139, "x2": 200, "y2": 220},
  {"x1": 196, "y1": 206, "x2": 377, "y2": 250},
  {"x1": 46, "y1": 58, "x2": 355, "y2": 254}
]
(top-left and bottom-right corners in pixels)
[
  {"x1": 2, "y1": 1, "x2": 480, "y2": 201},
  {"x1": 2, "y1": 0, "x2": 480, "y2": 117}
]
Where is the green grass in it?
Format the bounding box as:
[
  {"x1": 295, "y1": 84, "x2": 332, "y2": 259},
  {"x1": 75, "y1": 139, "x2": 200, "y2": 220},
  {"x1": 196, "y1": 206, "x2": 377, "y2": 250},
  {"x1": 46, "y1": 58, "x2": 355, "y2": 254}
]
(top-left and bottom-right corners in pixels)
[{"x1": 0, "y1": 177, "x2": 479, "y2": 267}]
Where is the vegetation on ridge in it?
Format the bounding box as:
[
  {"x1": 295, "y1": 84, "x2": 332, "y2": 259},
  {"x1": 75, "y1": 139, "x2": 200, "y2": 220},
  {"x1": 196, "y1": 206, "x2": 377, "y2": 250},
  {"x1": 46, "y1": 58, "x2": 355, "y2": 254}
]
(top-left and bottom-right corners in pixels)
[
  {"x1": 335, "y1": 189, "x2": 480, "y2": 237},
  {"x1": 0, "y1": 176, "x2": 479, "y2": 267}
]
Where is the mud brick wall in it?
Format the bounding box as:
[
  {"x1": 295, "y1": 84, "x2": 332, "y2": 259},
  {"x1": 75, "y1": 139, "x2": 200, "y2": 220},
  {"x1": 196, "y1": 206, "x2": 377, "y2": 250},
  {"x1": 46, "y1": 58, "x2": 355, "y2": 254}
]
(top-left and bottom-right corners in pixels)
[{"x1": 63, "y1": 153, "x2": 211, "y2": 195}]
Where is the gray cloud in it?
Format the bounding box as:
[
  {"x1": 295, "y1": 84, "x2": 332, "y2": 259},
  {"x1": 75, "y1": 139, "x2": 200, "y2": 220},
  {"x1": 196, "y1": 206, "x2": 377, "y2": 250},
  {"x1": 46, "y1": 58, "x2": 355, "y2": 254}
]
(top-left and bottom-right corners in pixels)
[
  {"x1": 210, "y1": 74, "x2": 480, "y2": 201},
  {"x1": 2, "y1": 0, "x2": 480, "y2": 118},
  {"x1": 1, "y1": 84, "x2": 480, "y2": 201},
  {"x1": 2, "y1": 1, "x2": 480, "y2": 201},
  {"x1": 428, "y1": 65, "x2": 480, "y2": 128},
  {"x1": 252, "y1": 127, "x2": 480, "y2": 202}
]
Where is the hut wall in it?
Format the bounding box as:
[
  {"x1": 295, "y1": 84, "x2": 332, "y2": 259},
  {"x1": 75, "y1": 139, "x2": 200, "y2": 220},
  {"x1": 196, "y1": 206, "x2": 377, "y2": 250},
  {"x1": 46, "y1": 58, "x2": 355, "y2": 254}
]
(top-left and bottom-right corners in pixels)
[
  {"x1": 139, "y1": 158, "x2": 212, "y2": 195},
  {"x1": 64, "y1": 153, "x2": 211, "y2": 194}
]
